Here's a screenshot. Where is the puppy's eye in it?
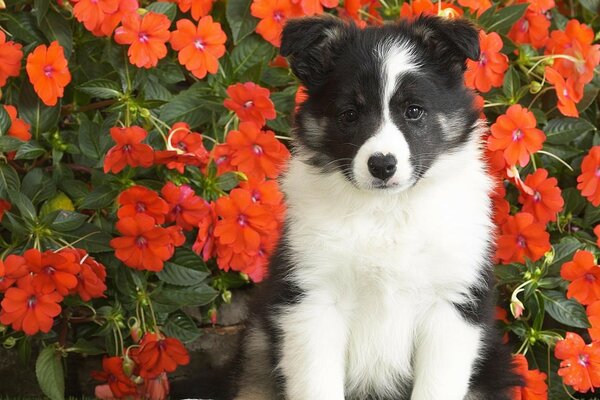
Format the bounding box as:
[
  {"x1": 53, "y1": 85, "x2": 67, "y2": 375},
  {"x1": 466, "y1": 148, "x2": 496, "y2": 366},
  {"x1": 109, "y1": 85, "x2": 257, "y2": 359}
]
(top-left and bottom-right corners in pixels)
[
  {"x1": 405, "y1": 105, "x2": 424, "y2": 120},
  {"x1": 339, "y1": 109, "x2": 359, "y2": 124}
]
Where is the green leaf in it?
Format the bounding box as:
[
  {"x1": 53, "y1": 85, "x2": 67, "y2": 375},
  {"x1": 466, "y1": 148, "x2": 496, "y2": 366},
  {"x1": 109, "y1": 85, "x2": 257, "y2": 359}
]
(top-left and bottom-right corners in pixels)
[
  {"x1": 14, "y1": 141, "x2": 46, "y2": 160},
  {"x1": 18, "y1": 82, "x2": 61, "y2": 137},
  {"x1": 152, "y1": 283, "x2": 218, "y2": 311},
  {"x1": 578, "y1": 0, "x2": 600, "y2": 13},
  {"x1": 40, "y1": 9, "x2": 73, "y2": 58},
  {"x1": 0, "y1": 164, "x2": 20, "y2": 196},
  {"x1": 231, "y1": 35, "x2": 274, "y2": 78},
  {"x1": 541, "y1": 289, "x2": 590, "y2": 329},
  {"x1": 562, "y1": 187, "x2": 587, "y2": 216},
  {"x1": 479, "y1": 4, "x2": 529, "y2": 35},
  {"x1": 35, "y1": 345, "x2": 65, "y2": 400},
  {"x1": 157, "y1": 262, "x2": 210, "y2": 286},
  {"x1": 544, "y1": 117, "x2": 596, "y2": 145},
  {"x1": 146, "y1": 2, "x2": 178, "y2": 21},
  {"x1": 584, "y1": 203, "x2": 600, "y2": 226},
  {"x1": 34, "y1": 0, "x2": 51, "y2": 25},
  {"x1": 159, "y1": 83, "x2": 223, "y2": 128},
  {"x1": 78, "y1": 114, "x2": 110, "y2": 162},
  {"x1": 7, "y1": 189, "x2": 37, "y2": 221},
  {"x1": 577, "y1": 87, "x2": 599, "y2": 113},
  {"x1": 548, "y1": 237, "x2": 582, "y2": 275},
  {"x1": 0, "y1": 136, "x2": 25, "y2": 152},
  {"x1": 78, "y1": 79, "x2": 123, "y2": 100},
  {"x1": 0, "y1": 105, "x2": 11, "y2": 135},
  {"x1": 227, "y1": 0, "x2": 258, "y2": 44},
  {"x1": 502, "y1": 66, "x2": 520, "y2": 100},
  {"x1": 171, "y1": 247, "x2": 210, "y2": 271},
  {"x1": 66, "y1": 339, "x2": 105, "y2": 355},
  {"x1": 162, "y1": 311, "x2": 201, "y2": 343},
  {"x1": 80, "y1": 185, "x2": 118, "y2": 209},
  {"x1": 59, "y1": 223, "x2": 114, "y2": 252},
  {"x1": 3, "y1": 12, "x2": 46, "y2": 44},
  {"x1": 217, "y1": 172, "x2": 241, "y2": 191},
  {"x1": 22, "y1": 168, "x2": 56, "y2": 204},
  {"x1": 494, "y1": 263, "x2": 522, "y2": 283},
  {"x1": 51, "y1": 211, "x2": 87, "y2": 232}
]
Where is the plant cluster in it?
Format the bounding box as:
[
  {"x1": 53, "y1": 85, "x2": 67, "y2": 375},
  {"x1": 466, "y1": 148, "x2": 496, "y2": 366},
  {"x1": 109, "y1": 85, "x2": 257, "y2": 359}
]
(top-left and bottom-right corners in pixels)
[{"x1": 0, "y1": 0, "x2": 598, "y2": 399}]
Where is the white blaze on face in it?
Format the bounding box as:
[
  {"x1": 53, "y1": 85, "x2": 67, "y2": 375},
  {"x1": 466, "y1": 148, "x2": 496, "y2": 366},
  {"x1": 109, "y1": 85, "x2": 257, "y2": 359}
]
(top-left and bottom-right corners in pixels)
[{"x1": 352, "y1": 43, "x2": 417, "y2": 191}]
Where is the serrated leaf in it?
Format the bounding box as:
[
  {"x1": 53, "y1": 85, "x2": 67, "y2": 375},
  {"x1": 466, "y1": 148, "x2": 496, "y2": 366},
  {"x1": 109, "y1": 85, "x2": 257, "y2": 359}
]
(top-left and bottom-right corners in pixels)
[
  {"x1": 162, "y1": 311, "x2": 201, "y2": 343},
  {"x1": 152, "y1": 283, "x2": 218, "y2": 310},
  {"x1": 59, "y1": 223, "x2": 114, "y2": 252},
  {"x1": 157, "y1": 262, "x2": 210, "y2": 286},
  {"x1": 35, "y1": 345, "x2": 65, "y2": 400},
  {"x1": 78, "y1": 114, "x2": 108, "y2": 161},
  {"x1": 502, "y1": 66, "x2": 520, "y2": 100},
  {"x1": 78, "y1": 79, "x2": 123, "y2": 100},
  {"x1": 66, "y1": 339, "x2": 105, "y2": 355},
  {"x1": 541, "y1": 290, "x2": 589, "y2": 328},
  {"x1": 0, "y1": 105, "x2": 11, "y2": 135},
  {"x1": 7, "y1": 189, "x2": 37, "y2": 221},
  {"x1": 584, "y1": 203, "x2": 600, "y2": 226},
  {"x1": 479, "y1": 4, "x2": 528, "y2": 35},
  {"x1": 577, "y1": 87, "x2": 599, "y2": 113},
  {"x1": 217, "y1": 172, "x2": 241, "y2": 191},
  {"x1": 231, "y1": 35, "x2": 274, "y2": 77},
  {"x1": 544, "y1": 117, "x2": 596, "y2": 145},
  {"x1": 146, "y1": 2, "x2": 178, "y2": 21},
  {"x1": 4, "y1": 12, "x2": 46, "y2": 43},
  {"x1": 40, "y1": 9, "x2": 73, "y2": 58},
  {"x1": 14, "y1": 141, "x2": 46, "y2": 160},
  {"x1": 171, "y1": 247, "x2": 210, "y2": 271},
  {"x1": 34, "y1": 0, "x2": 50, "y2": 24},
  {"x1": 80, "y1": 185, "x2": 118, "y2": 209},
  {"x1": 51, "y1": 211, "x2": 87, "y2": 232},
  {"x1": 227, "y1": 0, "x2": 258, "y2": 44},
  {"x1": 159, "y1": 83, "x2": 223, "y2": 128},
  {"x1": 548, "y1": 237, "x2": 582, "y2": 275},
  {"x1": 0, "y1": 164, "x2": 20, "y2": 196},
  {"x1": 18, "y1": 82, "x2": 61, "y2": 137},
  {"x1": 0, "y1": 136, "x2": 25, "y2": 152}
]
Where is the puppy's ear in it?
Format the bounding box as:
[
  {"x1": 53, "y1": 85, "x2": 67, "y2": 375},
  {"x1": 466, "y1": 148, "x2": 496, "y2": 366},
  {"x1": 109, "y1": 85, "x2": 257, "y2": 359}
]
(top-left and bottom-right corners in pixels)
[
  {"x1": 281, "y1": 16, "x2": 354, "y2": 90},
  {"x1": 411, "y1": 16, "x2": 480, "y2": 70}
]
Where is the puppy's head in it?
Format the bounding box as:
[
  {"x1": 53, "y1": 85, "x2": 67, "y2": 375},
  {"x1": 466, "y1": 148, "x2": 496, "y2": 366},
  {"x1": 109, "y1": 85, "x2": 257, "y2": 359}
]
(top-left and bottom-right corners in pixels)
[{"x1": 281, "y1": 15, "x2": 481, "y2": 192}]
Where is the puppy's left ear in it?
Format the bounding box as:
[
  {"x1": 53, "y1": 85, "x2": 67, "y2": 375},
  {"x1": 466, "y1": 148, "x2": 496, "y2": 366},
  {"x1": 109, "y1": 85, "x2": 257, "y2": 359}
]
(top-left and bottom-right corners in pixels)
[{"x1": 411, "y1": 16, "x2": 480, "y2": 70}]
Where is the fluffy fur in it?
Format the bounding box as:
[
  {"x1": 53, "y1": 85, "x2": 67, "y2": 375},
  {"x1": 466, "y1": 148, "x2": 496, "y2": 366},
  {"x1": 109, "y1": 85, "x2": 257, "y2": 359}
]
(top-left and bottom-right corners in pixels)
[{"x1": 229, "y1": 15, "x2": 519, "y2": 400}]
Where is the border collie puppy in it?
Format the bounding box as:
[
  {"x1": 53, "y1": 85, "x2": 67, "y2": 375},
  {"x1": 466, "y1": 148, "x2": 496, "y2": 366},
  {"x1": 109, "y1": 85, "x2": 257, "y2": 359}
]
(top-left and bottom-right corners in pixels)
[{"x1": 231, "y1": 15, "x2": 519, "y2": 400}]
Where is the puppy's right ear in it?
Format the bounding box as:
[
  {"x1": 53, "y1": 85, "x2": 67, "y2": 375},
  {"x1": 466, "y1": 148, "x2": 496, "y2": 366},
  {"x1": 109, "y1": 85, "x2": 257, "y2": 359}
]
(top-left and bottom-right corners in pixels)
[{"x1": 281, "y1": 16, "x2": 353, "y2": 90}]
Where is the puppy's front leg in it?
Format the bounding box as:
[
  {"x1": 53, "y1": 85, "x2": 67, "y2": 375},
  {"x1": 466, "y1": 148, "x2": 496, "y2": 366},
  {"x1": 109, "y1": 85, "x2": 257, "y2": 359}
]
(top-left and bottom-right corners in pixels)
[
  {"x1": 411, "y1": 301, "x2": 482, "y2": 400},
  {"x1": 278, "y1": 294, "x2": 347, "y2": 400}
]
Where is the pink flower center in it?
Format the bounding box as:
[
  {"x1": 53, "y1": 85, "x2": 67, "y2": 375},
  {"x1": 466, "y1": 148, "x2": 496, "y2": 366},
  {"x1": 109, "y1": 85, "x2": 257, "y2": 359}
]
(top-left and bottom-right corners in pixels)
[
  {"x1": 519, "y1": 19, "x2": 529, "y2": 32},
  {"x1": 273, "y1": 10, "x2": 284, "y2": 23},
  {"x1": 251, "y1": 190, "x2": 261, "y2": 203},
  {"x1": 122, "y1": 144, "x2": 132, "y2": 153},
  {"x1": 512, "y1": 129, "x2": 523, "y2": 142},
  {"x1": 136, "y1": 236, "x2": 148, "y2": 248},
  {"x1": 596, "y1": 167, "x2": 600, "y2": 177},
  {"x1": 563, "y1": 88, "x2": 569, "y2": 98},
  {"x1": 216, "y1": 156, "x2": 228, "y2": 165},
  {"x1": 253, "y1": 144, "x2": 263, "y2": 155},
  {"x1": 27, "y1": 296, "x2": 37, "y2": 309},
  {"x1": 243, "y1": 100, "x2": 254, "y2": 109},
  {"x1": 177, "y1": 141, "x2": 188, "y2": 151},
  {"x1": 194, "y1": 39, "x2": 205, "y2": 50},
  {"x1": 172, "y1": 204, "x2": 182, "y2": 215},
  {"x1": 478, "y1": 53, "x2": 487, "y2": 66},
  {"x1": 136, "y1": 202, "x2": 146, "y2": 213},
  {"x1": 237, "y1": 214, "x2": 248, "y2": 226},
  {"x1": 585, "y1": 273, "x2": 596, "y2": 282},
  {"x1": 44, "y1": 266, "x2": 56, "y2": 275},
  {"x1": 533, "y1": 191, "x2": 541, "y2": 202},
  {"x1": 578, "y1": 353, "x2": 590, "y2": 367},
  {"x1": 516, "y1": 235, "x2": 526, "y2": 248},
  {"x1": 138, "y1": 32, "x2": 149, "y2": 43},
  {"x1": 43, "y1": 65, "x2": 54, "y2": 78}
]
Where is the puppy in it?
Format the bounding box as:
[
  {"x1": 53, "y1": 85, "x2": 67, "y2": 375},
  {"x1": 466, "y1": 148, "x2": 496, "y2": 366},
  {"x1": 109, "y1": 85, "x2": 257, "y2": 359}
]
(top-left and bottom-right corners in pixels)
[{"x1": 230, "y1": 15, "x2": 519, "y2": 400}]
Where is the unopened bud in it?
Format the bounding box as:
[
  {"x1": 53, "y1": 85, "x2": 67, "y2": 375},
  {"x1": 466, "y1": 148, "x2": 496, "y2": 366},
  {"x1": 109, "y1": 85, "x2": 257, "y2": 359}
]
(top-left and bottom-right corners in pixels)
[
  {"x1": 222, "y1": 290, "x2": 232, "y2": 304},
  {"x1": 209, "y1": 308, "x2": 218, "y2": 325},
  {"x1": 129, "y1": 319, "x2": 141, "y2": 343},
  {"x1": 529, "y1": 81, "x2": 543, "y2": 94},
  {"x1": 3, "y1": 337, "x2": 16, "y2": 349},
  {"x1": 122, "y1": 355, "x2": 136, "y2": 377}
]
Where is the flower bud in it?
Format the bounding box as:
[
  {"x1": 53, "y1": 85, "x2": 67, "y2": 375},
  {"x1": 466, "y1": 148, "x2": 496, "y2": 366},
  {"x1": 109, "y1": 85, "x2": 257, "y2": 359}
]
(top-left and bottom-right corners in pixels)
[
  {"x1": 122, "y1": 355, "x2": 136, "y2": 377},
  {"x1": 129, "y1": 318, "x2": 142, "y2": 343},
  {"x1": 529, "y1": 81, "x2": 543, "y2": 94},
  {"x1": 209, "y1": 308, "x2": 217, "y2": 325},
  {"x1": 3, "y1": 337, "x2": 16, "y2": 349},
  {"x1": 222, "y1": 290, "x2": 232, "y2": 304}
]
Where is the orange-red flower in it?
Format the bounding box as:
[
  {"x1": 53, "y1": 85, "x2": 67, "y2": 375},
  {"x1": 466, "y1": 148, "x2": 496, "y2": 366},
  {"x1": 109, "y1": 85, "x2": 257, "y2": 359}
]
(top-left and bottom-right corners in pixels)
[
  {"x1": 227, "y1": 122, "x2": 290, "y2": 180},
  {"x1": 161, "y1": 182, "x2": 209, "y2": 231},
  {"x1": 561, "y1": 250, "x2": 600, "y2": 306},
  {"x1": 292, "y1": 0, "x2": 338, "y2": 15},
  {"x1": 0, "y1": 31, "x2": 23, "y2": 88},
  {"x1": 170, "y1": 17, "x2": 226, "y2": 79},
  {"x1": 544, "y1": 66, "x2": 583, "y2": 118},
  {"x1": 114, "y1": 12, "x2": 171, "y2": 68},
  {"x1": 3, "y1": 105, "x2": 31, "y2": 141},
  {"x1": 193, "y1": 202, "x2": 217, "y2": 261},
  {"x1": 512, "y1": 354, "x2": 548, "y2": 400},
  {"x1": 92, "y1": 357, "x2": 137, "y2": 398},
  {"x1": 117, "y1": 185, "x2": 169, "y2": 224},
  {"x1": 154, "y1": 122, "x2": 209, "y2": 173},
  {"x1": 577, "y1": 146, "x2": 600, "y2": 207},
  {"x1": 595, "y1": 225, "x2": 600, "y2": 247},
  {"x1": 0, "y1": 275, "x2": 62, "y2": 335},
  {"x1": 490, "y1": 179, "x2": 510, "y2": 227},
  {"x1": 165, "y1": 0, "x2": 215, "y2": 20},
  {"x1": 518, "y1": 168, "x2": 563, "y2": 224},
  {"x1": 587, "y1": 301, "x2": 600, "y2": 342},
  {"x1": 240, "y1": 178, "x2": 286, "y2": 224},
  {"x1": 92, "y1": 0, "x2": 139, "y2": 37},
  {"x1": 0, "y1": 199, "x2": 10, "y2": 221},
  {"x1": 132, "y1": 333, "x2": 190, "y2": 378},
  {"x1": 487, "y1": 105, "x2": 546, "y2": 167},
  {"x1": 251, "y1": 0, "x2": 302, "y2": 47},
  {"x1": 26, "y1": 41, "x2": 71, "y2": 106},
  {"x1": 224, "y1": 82, "x2": 277, "y2": 127},
  {"x1": 465, "y1": 31, "x2": 508, "y2": 93},
  {"x1": 63, "y1": 249, "x2": 107, "y2": 302},
  {"x1": 72, "y1": 0, "x2": 119, "y2": 32},
  {"x1": 457, "y1": 0, "x2": 491, "y2": 16},
  {"x1": 555, "y1": 332, "x2": 600, "y2": 393},
  {"x1": 104, "y1": 126, "x2": 154, "y2": 173},
  {"x1": 399, "y1": 0, "x2": 463, "y2": 18},
  {"x1": 508, "y1": 0, "x2": 554, "y2": 49},
  {"x1": 210, "y1": 143, "x2": 235, "y2": 176},
  {"x1": 26, "y1": 249, "x2": 81, "y2": 296},
  {"x1": 495, "y1": 212, "x2": 551, "y2": 264},
  {"x1": 110, "y1": 215, "x2": 174, "y2": 271},
  {"x1": 143, "y1": 373, "x2": 170, "y2": 400},
  {"x1": 0, "y1": 254, "x2": 29, "y2": 292}
]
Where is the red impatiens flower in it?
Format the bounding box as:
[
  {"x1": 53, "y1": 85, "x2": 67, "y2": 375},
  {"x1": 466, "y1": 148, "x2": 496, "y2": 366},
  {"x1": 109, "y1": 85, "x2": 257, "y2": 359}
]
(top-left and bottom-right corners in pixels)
[
  {"x1": 518, "y1": 168, "x2": 564, "y2": 224},
  {"x1": 161, "y1": 182, "x2": 210, "y2": 231},
  {"x1": 132, "y1": 333, "x2": 190, "y2": 378},
  {"x1": 114, "y1": 12, "x2": 171, "y2": 69},
  {"x1": 72, "y1": 0, "x2": 119, "y2": 32},
  {"x1": 399, "y1": 0, "x2": 463, "y2": 19},
  {"x1": 170, "y1": 17, "x2": 227, "y2": 79},
  {"x1": 292, "y1": 0, "x2": 338, "y2": 15},
  {"x1": 544, "y1": 66, "x2": 583, "y2": 118},
  {"x1": 92, "y1": 0, "x2": 139, "y2": 37},
  {"x1": 487, "y1": 104, "x2": 546, "y2": 167},
  {"x1": 154, "y1": 122, "x2": 210, "y2": 173},
  {"x1": 117, "y1": 185, "x2": 169, "y2": 224},
  {"x1": 3, "y1": 105, "x2": 31, "y2": 141},
  {"x1": 251, "y1": 0, "x2": 302, "y2": 47},
  {"x1": 26, "y1": 249, "x2": 81, "y2": 296},
  {"x1": 143, "y1": 372, "x2": 170, "y2": 400},
  {"x1": 224, "y1": 82, "x2": 277, "y2": 127},
  {"x1": 166, "y1": 0, "x2": 215, "y2": 20},
  {"x1": 63, "y1": 249, "x2": 107, "y2": 302},
  {"x1": 587, "y1": 301, "x2": 600, "y2": 342},
  {"x1": 0, "y1": 254, "x2": 29, "y2": 292},
  {"x1": 0, "y1": 275, "x2": 62, "y2": 335},
  {"x1": 577, "y1": 146, "x2": 600, "y2": 207},
  {"x1": 240, "y1": 178, "x2": 286, "y2": 224},
  {"x1": 104, "y1": 126, "x2": 154, "y2": 173},
  {"x1": 0, "y1": 31, "x2": 23, "y2": 88},
  {"x1": 512, "y1": 354, "x2": 548, "y2": 400},
  {"x1": 465, "y1": 31, "x2": 508, "y2": 93},
  {"x1": 26, "y1": 41, "x2": 71, "y2": 106},
  {"x1": 561, "y1": 250, "x2": 600, "y2": 306},
  {"x1": 193, "y1": 202, "x2": 217, "y2": 261},
  {"x1": 110, "y1": 215, "x2": 174, "y2": 271},
  {"x1": 92, "y1": 357, "x2": 137, "y2": 398},
  {"x1": 555, "y1": 332, "x2": 600, "y2": 393},
  {"x1": 508, "y1": 0, "x2": 554, "y2": 49},
  {"x1": 457, "y1": 0, "x2": 491, "y2": 16},
  {"x1": 495, "y1": 212, "x2": 551, "y2": 264},
  {"x1": 227, "y1": 122, "x2": 290, "y2": 180},
  {"x1": 210, "y1": 143, "x2": 235, "y2": 176},
  {"x1": 595, "y1": 225, "x2": 600, "y2": 247}
]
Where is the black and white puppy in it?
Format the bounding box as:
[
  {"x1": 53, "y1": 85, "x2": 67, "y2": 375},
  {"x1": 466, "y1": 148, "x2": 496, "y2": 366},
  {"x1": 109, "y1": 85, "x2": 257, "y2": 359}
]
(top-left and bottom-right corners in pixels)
[{"x1": 231, "y1": 15, "x2": 519, "y2": 400}]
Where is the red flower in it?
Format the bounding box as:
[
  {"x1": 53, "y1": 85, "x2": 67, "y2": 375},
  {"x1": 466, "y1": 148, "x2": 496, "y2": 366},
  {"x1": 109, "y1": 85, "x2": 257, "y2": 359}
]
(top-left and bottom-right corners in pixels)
[
  {"x1": 26, "y1": 249, "x2": 81, "y2": 296},
  {"x1": 495, "y1": 212, "x2": 551, "y2": 264},
  {"x1": 63, "y1": 249, "x2": 107, "y2": 302},
  {"x1": 251, "y1": 0, "x2": 302, "y2": 47},
  {"x1": 399, "y1": 0, "x2": 462, "y2": 18},
  {"x1": 161, "y1": 182, "x2": 209, "y2": 231},
  {"x1": 555, "y1": 332, "x2": 600, "y2": 393},
  {"x1": 166, "y1": 0, "x2": 215, "y2": 20},
  {"x1": 133, "y1": 333, "x2": 190, "y2": 378},
  {"x1": 193, "y1": 202, "x2": 217, "y2": 261},
  {"x1": 490, "y1": 179, "x2": 510, "y2": 227},
  {"x1": 227, "y1": 122, "x2": 290, "y2": 180},
  {"x1": 508, "y1": 0, "x2": 554, "y2": 50},
  {"x1": 487, "y1": 105, "x2": 545, "y2": 167},
  {"x1": 170, "y1": 17, "x2": 227, "y2": 79},
  {"x1": 0, "y1": 275, "x2": 62, "y2": 335},
  {"x1": 292, "y1": 0, "x2": 338, "y2": 15},
  {"x1": 117, "y1": 185, "x2": 169, "y2": 224},
  {"x1": 587, "y1": 301, "x2": 600, "y2": 342},
  {"x1": 0, "y1": 31, "x2": 23, "y2": 88},
  {"x1": 92, "y1": 0, "x2": 139, "y2": 37},
  {"x1": 0, "y1": 254, "x2": 28, "y2": 292},
  {"x1": 0, "y1": 199, "x2": 10, "y2": 221},
  {"x1": 240, "y1": 178, "x2": 286, "y2": 224},
  {"x1": 465, "y1": 31, "x2": 508, "y2": 93},
  {"x1": 92, "y1": 357, "x2": 137, "y2": 398},
  {"x1": 114, "y1": 12, "x2": 171, "y2": 68},
  {"x1": 457, "y1": 0, "x2": 491, "y2": 16},
  {"x1": 577, "y1": 146, "x2": 600, "y2": 207},
  {"x1": 3, "y1": 105, "x2": 31, "y2": 141},
  {"x1": 512, "y1": 354, "x2": 548, "y2": 400},
  {"x1": 154, "y1": 122, "x2": 209, "y2": 173},
  {"x1": 143, "y1": 372, "x2": 170, "y2": 400},
  {"x1": 561, "y1": 250, "x2": 600, "y2": 306},
  {"x1": 544, "y1": 66, "x2": 583, "y2": 118},
  {"x1": 104, "y1": 126, "x2": 154, "y2": 173},
  {"x1": 595, "y1": 225, "x2": 600, "y2": 247},
  {"x1": 518, "y1": 168, "x2": 564, "y2": 224},
  {"x1": 26, "y1": 41, "x2": 71, "y2": 106},
  {"x1": 72, "y1": 0, "x2": 119, "y2": 32},
  {"x1": 210, "y1": 143, "x2": 235, "y2": 176},
  {"x1": 224, "y1": 82, "x2": 277, "y2": 127},
  {"x1": 110, "y1": 215, "x2": 174, "y2": 271}
]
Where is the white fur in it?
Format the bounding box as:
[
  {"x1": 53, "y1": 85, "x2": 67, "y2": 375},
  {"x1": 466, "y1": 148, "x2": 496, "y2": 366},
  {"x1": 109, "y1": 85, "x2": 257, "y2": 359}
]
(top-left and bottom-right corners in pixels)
[{"x1": 277, "y1": 124, "x2": 493, "y2": 399}]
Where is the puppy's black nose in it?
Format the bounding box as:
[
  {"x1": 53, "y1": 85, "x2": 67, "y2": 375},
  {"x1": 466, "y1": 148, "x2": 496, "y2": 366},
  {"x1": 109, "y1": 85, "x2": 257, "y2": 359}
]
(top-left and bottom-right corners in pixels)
[{"x1": 367, "y1": 153, "x2": 397, "y2": 181}]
